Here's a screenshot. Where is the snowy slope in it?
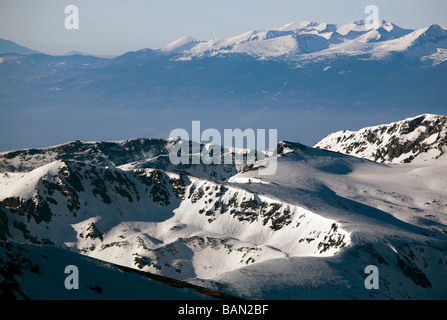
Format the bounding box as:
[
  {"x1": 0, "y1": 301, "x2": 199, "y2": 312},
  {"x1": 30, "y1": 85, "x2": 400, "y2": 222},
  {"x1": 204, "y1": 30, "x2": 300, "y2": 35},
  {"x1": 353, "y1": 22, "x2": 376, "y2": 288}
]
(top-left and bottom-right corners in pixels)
[
  {"x1": 161, "y1": 20, "x2": 365, "y2": 60},
  {"x1": 314, "y1": 114, "x2": 447, "y2": 164},
  {"x1": 208, "y1": 141, "x2": 447, "y2": 299},
  {"x1": 0, "y1": 157, "x2": 348, "y2": 282},
  {"x1": 1, "y1": 133, "x2": 447, "y2": 299},
  {"x1": 156, "y1": 20, "x2": 447, "y2": 64},
  {"x1": 161, "y1": 36, "x2": 201, "y2": 54}
]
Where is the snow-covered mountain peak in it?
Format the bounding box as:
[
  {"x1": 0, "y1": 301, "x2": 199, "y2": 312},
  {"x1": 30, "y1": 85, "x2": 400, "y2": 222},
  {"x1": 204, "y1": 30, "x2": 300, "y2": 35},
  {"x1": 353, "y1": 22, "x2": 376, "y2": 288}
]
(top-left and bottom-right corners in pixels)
[
  {"x1": 277, "y1": 21, "x2": 311, "y2": 31},
  {"x1": 152, "y1": 19, "x2": 447, "y2": 63},
  {"x1": 336, "y1": 19, "x2": 372, "y2": 36},
  {"x1": 315, "y1": 114, "x2": 447, "y2": 164},
  {"x1": 276, "y1": 21, "x2": 325, "y2": 32},
  {"x1": 353, "y1": 22, "x2": 412, "y2": 43},
  {"x1": 416, "y1": 24, "x2": 447, "y2": 44},
  {"x1": 276, "y1": 140, "x2": 309, "y2": 155},
  {"x1": 382, "y1": 21, "x2": 394, "y2": 31},
  {"x1": 386, "y1": 24, "x2": 447, "y2": 50},
  {"x1": 161, "y1": 35, "x2": 201, "y2": 54}
]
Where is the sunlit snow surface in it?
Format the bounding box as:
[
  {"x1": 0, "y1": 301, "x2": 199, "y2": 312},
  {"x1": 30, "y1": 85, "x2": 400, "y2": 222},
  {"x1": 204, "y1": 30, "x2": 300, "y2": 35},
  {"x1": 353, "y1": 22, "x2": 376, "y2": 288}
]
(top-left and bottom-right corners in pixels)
[
  {"x1": 0, "y1": 133, "x2": 446, "y2": 299},
  {"x1": 163, "y1": 20, "x2": 447, "y2": 63}
]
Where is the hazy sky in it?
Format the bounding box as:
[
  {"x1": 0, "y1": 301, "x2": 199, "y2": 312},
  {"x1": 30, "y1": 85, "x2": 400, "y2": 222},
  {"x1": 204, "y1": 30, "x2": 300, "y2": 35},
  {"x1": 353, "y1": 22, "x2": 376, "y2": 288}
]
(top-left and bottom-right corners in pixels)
[{"x1": 1, "y1": 0, "x2": 446, "y2": 55}]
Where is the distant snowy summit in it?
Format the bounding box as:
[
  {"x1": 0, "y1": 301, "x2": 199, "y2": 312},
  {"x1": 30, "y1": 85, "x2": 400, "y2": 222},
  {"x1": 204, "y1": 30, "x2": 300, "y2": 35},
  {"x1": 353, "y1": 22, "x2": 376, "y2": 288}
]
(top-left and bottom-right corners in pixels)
[
  {"x1": 159, "y1": 20, "x2": 447, "y2": 63},
  {"x1": 2, "y1": 19, "x2": 447, "y2": 64},
  {"x1": 314, "y1": 114, "x2": 447, "y2": 164},
  {"x1": 160, "y1": 35, "x2": 200, "y2": 54}
]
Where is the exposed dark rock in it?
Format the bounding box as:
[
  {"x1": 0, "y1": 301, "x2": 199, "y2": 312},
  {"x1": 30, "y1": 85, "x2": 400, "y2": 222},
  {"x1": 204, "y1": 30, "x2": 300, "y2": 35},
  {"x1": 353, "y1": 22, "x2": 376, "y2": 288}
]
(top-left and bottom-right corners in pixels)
[
  {"x1": 0, "y1": 196, "x2": 52, "y2": 224},
  {"x1": 84, "y1": 222, "x2": 103, "y2": 241},
  {"x1": 316, "y1": 114, "x2": 447, "y2": 163}
]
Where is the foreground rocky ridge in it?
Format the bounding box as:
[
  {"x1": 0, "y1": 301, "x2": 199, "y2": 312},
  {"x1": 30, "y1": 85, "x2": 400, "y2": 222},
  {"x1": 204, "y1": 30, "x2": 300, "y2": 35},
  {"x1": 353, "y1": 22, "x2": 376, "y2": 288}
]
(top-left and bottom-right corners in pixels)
[{"x1": 315, "y1": 114, "x2": 447, "y2": 163}]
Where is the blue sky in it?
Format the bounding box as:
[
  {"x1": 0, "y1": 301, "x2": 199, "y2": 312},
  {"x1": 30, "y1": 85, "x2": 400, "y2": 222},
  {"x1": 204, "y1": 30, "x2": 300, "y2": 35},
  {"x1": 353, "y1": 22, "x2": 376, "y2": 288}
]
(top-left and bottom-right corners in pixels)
[{"x1": 1, "y1": 0, "x2": 446, "y2": 55}]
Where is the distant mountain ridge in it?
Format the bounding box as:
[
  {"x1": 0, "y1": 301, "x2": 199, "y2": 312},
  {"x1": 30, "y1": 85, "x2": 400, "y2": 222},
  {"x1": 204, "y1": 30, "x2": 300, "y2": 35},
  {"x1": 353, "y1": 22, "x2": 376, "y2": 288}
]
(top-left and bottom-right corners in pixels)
[
  {"x1": 0, "y1": 138, "x2": 270, "y2": 181},
  {"x1": 314, "y1": 114, "x2": 447, "y2": 164},
  {"x1": 157, "y1": 19, "x2": 447, "y2": 63},
  {"x1": 1, "y1": 19, "x2": 447, "y2": 157},
  {"x1": 0, "y1": 38, "x2": 40, "y2": 55},
  {"x1": 2, "y1": 19, "x2": 446, "y2": 63}
]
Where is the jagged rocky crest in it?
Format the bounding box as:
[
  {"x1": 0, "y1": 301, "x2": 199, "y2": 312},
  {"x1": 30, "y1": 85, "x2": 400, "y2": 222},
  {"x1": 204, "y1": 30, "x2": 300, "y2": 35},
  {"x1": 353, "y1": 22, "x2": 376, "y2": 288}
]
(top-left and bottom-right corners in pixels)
[{"x1": 315, "y1": 114, "x2": 447, "y2": 163}]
